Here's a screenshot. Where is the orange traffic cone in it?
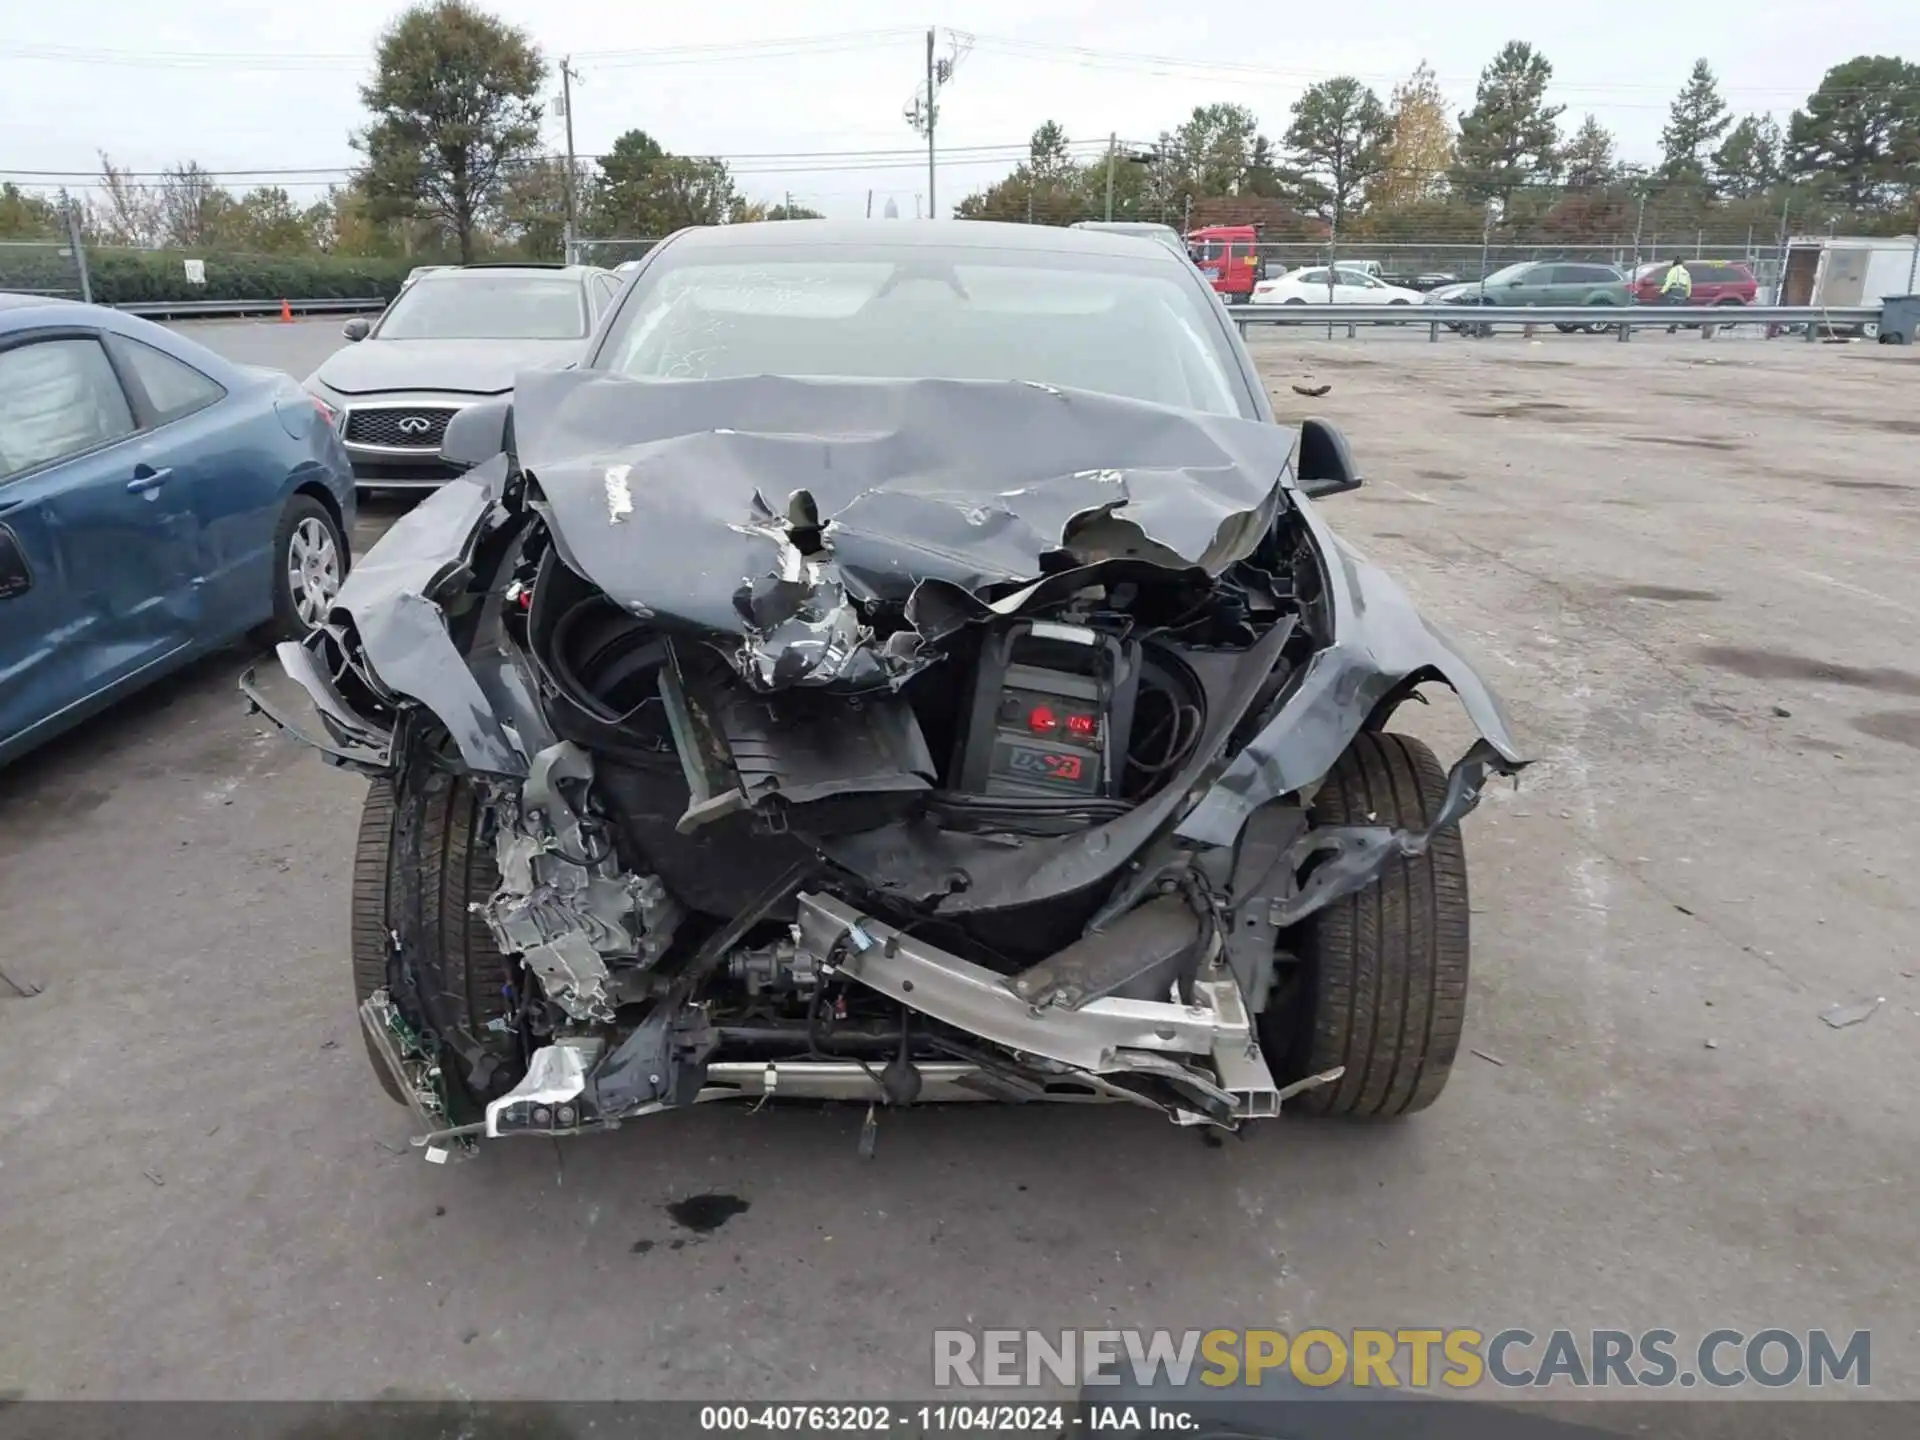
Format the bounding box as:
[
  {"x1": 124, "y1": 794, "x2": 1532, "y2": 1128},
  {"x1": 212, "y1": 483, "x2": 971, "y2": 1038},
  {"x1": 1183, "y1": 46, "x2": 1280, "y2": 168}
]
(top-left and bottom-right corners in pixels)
[{"x1": 279, "y1": 298, "x2": 293, "y2": 324}]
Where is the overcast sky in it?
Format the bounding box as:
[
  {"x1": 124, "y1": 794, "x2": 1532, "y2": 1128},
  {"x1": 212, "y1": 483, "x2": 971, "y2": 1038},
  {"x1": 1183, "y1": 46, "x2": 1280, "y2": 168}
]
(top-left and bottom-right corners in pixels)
[{"x1": 4, "y1": 1, "x2": 1916, "y2": 220}]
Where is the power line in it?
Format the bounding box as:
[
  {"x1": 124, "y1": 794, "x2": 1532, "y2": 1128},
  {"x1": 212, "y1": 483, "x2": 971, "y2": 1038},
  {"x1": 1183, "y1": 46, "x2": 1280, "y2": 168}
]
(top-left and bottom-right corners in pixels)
[
  {"x1": 0, "y1": 28, "x2": 921, "y2": 71},
  {"x1": 959, "y1": 32, "x2": 1874, "y2": 100},
  {"x1": 0, "y1": 138, "x2": 1117, "y2": 186},
  {"x1": 11, "y1": 152, "x2": 1106, "y2": 196},
  {"x1": 9, "y1": 28, "x2": 1878, "y2": 103}
]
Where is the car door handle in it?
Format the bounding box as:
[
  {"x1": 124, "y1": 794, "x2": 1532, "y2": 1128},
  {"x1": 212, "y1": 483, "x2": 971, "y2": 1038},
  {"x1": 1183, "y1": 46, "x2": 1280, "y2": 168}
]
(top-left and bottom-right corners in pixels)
[{"x1": 126, "y1": 467, "x2": 173, "y2": 494}]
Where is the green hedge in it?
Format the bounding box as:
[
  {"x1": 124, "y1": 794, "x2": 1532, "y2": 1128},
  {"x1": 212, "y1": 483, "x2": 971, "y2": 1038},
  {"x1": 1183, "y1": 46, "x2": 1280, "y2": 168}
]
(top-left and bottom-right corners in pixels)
[{"x1": 0, "y1": 246, "x2": 419, "y2": 305}]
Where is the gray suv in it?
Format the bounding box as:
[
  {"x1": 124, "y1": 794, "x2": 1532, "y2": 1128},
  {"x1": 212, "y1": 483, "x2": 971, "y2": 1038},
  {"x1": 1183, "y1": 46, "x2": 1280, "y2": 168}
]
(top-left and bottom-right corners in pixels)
[{"x1": 304, "y1": 263, "x2": 623, "y2": 489}]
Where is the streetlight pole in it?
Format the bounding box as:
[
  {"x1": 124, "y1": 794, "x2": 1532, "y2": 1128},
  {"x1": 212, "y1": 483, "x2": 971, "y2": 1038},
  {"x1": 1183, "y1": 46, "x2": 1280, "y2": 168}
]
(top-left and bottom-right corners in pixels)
[{"x1": 1104, "y1": 132, "x2": 1117, "y2": 221}]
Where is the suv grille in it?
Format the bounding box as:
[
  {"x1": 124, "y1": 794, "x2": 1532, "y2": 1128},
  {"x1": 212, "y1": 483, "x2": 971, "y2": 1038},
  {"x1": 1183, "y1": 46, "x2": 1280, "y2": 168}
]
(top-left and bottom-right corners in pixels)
[{"x1": 343, "y1": 407, "x2": 459, "y2": 449}]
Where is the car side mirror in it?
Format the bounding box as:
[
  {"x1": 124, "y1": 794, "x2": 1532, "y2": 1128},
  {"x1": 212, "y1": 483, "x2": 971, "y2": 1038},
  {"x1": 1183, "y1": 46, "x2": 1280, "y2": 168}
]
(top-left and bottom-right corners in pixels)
[
  {"x1": 342, "y1": 317, "x2": 372, "y2": 342},
  {"x1": 1295, "y1": 418, "x2": 1363, "y2": 499},
  {"x1": 441, "y1": 397, "x2": 513, "y2": 470}
]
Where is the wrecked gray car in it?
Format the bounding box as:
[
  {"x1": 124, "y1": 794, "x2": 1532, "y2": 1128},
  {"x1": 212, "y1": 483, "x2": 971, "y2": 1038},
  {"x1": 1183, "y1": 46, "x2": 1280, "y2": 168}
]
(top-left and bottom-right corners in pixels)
[{"x1": 243, "y1": 222, "x2": 1528, "y2": 1158}]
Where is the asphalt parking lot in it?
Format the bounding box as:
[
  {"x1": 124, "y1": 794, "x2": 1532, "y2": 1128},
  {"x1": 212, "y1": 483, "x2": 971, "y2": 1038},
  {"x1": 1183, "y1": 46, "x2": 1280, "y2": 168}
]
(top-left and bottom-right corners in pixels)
[{"x1": 3, "y1": 318, "x2": 1917, "y2": 1404}]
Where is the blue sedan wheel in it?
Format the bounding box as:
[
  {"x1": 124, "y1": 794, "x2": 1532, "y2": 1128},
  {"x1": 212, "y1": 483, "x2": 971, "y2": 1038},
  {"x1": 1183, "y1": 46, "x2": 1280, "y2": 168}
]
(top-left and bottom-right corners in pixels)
[{"x1": 266, "y1": 495, "x2": 347, "y2": 643}]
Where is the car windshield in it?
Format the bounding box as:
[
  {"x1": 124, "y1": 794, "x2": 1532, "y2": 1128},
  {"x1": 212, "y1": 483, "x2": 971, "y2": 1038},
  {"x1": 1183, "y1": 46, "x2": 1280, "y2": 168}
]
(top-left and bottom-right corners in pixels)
[
  {"x1": 377, "y1": 274, "x2": 586, "y2": 340},
  {"x1": 596, "y1": 244, "x2": 1248, "y2": 417}
]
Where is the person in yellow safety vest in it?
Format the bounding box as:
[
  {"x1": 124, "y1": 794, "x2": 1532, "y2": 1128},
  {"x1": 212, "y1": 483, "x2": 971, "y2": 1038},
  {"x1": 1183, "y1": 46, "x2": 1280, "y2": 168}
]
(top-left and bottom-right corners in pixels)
[{"x1": 1660, "y1": 258, "x2": 1693, "y2": 333}]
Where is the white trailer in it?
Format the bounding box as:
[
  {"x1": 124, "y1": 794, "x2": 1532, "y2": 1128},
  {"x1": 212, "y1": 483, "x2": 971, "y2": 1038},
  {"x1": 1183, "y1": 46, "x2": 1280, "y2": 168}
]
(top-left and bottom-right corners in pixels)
[{"x1": 1781, "y1": 234, "x2": 1920, "y2": 309}]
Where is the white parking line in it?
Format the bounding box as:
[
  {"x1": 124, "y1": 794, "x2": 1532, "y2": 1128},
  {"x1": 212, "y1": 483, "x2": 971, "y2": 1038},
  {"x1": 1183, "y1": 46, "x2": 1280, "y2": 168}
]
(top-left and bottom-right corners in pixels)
[{"x1": 1789, "y1": 568, "x2": 1920, "y2": 620}]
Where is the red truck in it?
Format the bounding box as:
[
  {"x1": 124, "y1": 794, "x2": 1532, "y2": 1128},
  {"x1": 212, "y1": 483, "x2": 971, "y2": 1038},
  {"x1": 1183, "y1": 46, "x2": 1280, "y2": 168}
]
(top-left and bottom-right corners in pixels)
[{"x1": 1186, "y1": 225, "x2": 1264, "y2": 304}]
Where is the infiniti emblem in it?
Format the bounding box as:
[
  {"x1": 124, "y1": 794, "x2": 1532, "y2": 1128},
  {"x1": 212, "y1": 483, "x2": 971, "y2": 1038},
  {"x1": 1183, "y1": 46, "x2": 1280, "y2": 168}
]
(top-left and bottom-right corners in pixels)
[{"x1": 396, "y1": 416, "x2": 432, "y2": 435}]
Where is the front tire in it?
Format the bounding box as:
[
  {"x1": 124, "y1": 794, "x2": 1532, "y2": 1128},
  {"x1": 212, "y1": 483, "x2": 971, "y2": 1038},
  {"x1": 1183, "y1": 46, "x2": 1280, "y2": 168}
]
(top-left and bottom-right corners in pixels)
[
  {"x1": 1267, "y1": 732, "x2": 1470, "y2": 1119},
  {"x1": 350, "y1": 773, "x2": 518, "y2": 1112}
]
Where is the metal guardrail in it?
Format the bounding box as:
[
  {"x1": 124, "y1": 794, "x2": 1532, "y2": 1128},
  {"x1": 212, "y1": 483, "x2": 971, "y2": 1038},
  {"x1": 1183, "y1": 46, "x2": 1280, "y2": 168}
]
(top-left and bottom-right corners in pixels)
[
  {"x1": 115, "y1": 296, "x2": 388, "y2": 321},
  {"x1": 1227, "y1": 301, "x2": 1885, "y2": 342}
]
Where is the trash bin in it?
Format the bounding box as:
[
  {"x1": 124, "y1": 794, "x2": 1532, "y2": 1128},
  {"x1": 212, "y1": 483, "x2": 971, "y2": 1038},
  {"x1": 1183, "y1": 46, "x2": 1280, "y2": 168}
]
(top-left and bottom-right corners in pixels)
[{"x1": 1878, "y1": 294, "x2": 1920, "y2": 345}]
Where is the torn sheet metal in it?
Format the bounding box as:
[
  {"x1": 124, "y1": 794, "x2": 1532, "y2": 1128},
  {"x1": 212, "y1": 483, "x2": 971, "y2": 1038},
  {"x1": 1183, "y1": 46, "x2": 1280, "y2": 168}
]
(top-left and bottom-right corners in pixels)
[
  {"x1": 508, "y1": 370, "x2": 1294, "y2": 691},
  {"x1": 321, "y1": 460, "x2": 528, "y2": 776},
  {"x1": 1176, "y1": 508, "x2": 1530, "y2": 847},
  {"x1": 1265, "y1": 739, "x2": 1512, "y2": 928}
]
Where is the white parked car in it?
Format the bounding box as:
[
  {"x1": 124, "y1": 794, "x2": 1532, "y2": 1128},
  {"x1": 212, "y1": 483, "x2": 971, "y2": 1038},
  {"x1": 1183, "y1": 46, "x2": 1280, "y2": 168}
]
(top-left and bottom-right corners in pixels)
[{"x1": 1250, "y1": 266, "x2": 1424, "y2": 307}]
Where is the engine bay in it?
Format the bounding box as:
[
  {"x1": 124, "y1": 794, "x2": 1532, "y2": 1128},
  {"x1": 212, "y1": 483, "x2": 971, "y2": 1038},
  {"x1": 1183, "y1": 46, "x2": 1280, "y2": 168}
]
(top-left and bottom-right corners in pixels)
[{"x1": 241, "y1": 369, "x2": 1529, "y2": 1155}]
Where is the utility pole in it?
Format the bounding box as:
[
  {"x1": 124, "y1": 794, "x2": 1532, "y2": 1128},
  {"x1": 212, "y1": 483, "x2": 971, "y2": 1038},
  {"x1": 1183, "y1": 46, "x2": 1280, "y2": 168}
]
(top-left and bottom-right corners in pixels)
[
  {"x1": 1103, "y1": 132, "x2": 1117, "y2": 221},
  {"x1": 926, "y1": 29, "x2": 937, "y2": 217},
  {"x1": 784, "y1": 190, "x2": 792, "y2": 219},
  {"x1": 866, "y1": 190, "x2": 873, "y2": 219},
  {"x1": 906, "y1": 28, "x2": 967, "y2": 220},
  {"x1": 559, "y1": 57, "x2": 581, "y2": 262}
]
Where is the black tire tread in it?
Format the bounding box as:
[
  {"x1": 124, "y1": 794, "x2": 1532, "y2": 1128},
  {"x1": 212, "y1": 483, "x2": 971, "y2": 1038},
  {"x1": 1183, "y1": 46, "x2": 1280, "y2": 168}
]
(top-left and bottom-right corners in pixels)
[
  {"x1": 348, "y1": 773, "x2": 512, "y2": 1106},
  {"x1": 349, "y1": 778, "x2": 407, "y2": 1104},
  {"x1": 1284, "y1": 731, "x2": 1469, "y2": 1120}
]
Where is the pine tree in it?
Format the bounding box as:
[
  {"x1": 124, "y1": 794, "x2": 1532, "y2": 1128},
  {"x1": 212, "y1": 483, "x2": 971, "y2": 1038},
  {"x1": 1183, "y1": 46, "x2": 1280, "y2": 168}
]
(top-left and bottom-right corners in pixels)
[
  {"x1": 1453, "y1": 42, "x2": 1564, "y2": 210},
  {"x1": 1563, "y1": 115, "x2": 1617, "y2": 190},
  {"x1": 1660, "y1": 60, "x2": 1733, "y2": 189},
  {"x1": 1712, "y1": 114, "x2": 1783, "y2": 198},
  {"x1": 1283, "y1": 77, "x2": 1391, "y2": 230}
]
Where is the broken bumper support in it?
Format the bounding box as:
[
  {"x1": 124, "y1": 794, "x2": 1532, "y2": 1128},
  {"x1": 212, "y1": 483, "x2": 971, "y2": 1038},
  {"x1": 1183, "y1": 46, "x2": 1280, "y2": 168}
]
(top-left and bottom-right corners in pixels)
[{"x1": 792, "y1": 892, "x2": 1314, "y2": 1123}]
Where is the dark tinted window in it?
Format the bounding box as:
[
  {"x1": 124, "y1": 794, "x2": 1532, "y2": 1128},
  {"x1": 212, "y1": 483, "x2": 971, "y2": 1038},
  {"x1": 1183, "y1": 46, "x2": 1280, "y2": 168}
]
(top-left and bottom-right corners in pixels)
[
  {"x1": 596, "y1": 241, "x2": 1248, "y2": 417},
  {"x1": 0, "y1": 337, "x2": 138, "y2": 480}
]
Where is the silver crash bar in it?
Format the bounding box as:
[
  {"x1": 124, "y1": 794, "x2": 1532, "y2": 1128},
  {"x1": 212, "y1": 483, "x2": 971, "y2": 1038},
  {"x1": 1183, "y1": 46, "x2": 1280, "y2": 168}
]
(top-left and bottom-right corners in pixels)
[{"x1": 793, "y1": 891, "x2": 1330, "y2": 1121}]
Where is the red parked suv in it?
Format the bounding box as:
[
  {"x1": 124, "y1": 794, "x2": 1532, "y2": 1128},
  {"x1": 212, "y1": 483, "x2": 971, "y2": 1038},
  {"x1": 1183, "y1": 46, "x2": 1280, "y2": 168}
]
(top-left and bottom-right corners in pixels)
[{"x1": 1630, "y1": 259, "x2": 1759, "y2": 307}]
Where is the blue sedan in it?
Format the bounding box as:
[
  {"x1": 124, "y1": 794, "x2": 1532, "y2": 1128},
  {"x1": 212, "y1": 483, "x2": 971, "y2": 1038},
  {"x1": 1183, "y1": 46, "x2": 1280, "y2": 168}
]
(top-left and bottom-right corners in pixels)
[{"x1": 0, "y1": 296, "x2": 355, "y2": 767}]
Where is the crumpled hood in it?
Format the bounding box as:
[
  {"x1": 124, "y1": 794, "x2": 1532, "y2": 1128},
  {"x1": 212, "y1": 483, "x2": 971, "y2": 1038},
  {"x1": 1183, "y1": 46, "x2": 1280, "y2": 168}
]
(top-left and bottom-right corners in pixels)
[
  {"x1": 510, "y1": 369, "x2": 1298, "y2": 690},
  {"x1": 311, "y1": 337, "x2": 583, "y2": 397}
]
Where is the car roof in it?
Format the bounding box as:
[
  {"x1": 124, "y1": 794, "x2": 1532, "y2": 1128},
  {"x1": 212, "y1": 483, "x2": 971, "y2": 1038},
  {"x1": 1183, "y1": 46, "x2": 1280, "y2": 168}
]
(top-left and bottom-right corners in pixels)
[
  {"x1": 0, "y1": 292, "x2": 84, "y2": 319},
  {"x1": 655, "y1": 219, "x2": 1190, "y2": 264},
  {"x1": 0, "y1": 294, "x2": 242, "y2": 376},
  {"x1": 0, "y1": 294, "x2": 101, "y2": 334},
  {"x1": 414, "y1": 263, "x2": 607, "y2": 280}
]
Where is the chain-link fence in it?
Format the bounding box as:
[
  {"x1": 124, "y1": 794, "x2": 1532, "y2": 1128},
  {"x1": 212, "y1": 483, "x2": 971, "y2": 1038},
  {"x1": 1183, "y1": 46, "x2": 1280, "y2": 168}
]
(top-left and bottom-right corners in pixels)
[
  {"x1": 1253, "y1": 239, "x2": 1786, "y2": 292},
  {"x1": 565, "y1": 226, "x2": 1789, "y2": 298},
  {"x1": 0, "y1": 231, "x2": 92, "y2": 302}
]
